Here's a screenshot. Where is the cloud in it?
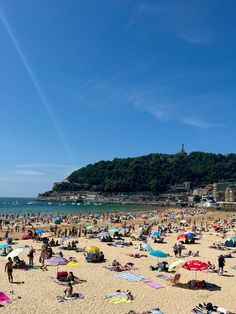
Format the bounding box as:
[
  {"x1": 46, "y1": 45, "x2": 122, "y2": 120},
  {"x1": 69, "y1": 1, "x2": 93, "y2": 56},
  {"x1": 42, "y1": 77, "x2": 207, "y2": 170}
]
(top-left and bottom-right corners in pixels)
[
  {"x1": 16, "y1": 163, "x2": 73, "y2": 169},
  {"x1": 183, "y1": 117, "x2": 226, "y2": 128},
  {"x1": 126, "y1": 0, "x2": 212, "y2": 44},
  {"x1": 10, "y1": 170, "x2": 45, "y2": 177},
  {"x1": 177, "y1": 32, "x2": 212, "y2": 44}
]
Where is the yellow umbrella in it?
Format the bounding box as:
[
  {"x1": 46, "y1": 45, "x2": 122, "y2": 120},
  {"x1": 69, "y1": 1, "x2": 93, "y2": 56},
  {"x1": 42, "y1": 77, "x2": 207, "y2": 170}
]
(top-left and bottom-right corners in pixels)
[
  {"x1": 85, "y1": 246, "x2": 100, "y2": 254},
  {"x1": 42, "y1": 232, "x2": 53, "y2": 238},
  {"x1": 169, "y1": 260, "x2": 185, "y2": 272},
  {"x1": 65, "y1": 261, "x2": 79, "y2": 267}
]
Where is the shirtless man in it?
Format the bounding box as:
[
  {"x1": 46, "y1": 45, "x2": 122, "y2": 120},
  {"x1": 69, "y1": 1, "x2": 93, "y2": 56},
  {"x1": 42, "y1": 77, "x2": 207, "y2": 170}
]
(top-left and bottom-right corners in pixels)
[{"x1": 5, "y1": 257, "x2": 13, "y2": 283}]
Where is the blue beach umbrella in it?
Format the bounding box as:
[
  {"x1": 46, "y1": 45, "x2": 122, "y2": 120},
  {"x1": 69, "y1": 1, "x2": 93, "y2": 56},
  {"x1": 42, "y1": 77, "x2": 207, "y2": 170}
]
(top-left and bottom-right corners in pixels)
[
  {"x1": 0, "y1": 244, "x2": 11, "y2": 249},
  {"x1": 109, "y1": 228, "x2": 120, "y2": 233},
  {"x1": 97, "y1": 232, "x2": 109, "y2": 238},
  {"x1": 185, "y1": 232, "x2": 196, "y2": 238},
  {"x1": 152, "y1": 231, "x2": 162, "y2": 237},
  {"x1": 86, "y1": 226, "x2": 95, "y2": 230},
  {"x1": 35, "y1": 229, "x2": 46, "y2": 234},
  {"x1": 228, "y1": 236, "x2": 236, "y2": 241},
  {"x1": 149, "y1": 250, "x2": 168, "y2": 258},
  {"x1": 142, "y1": 243, "x2": 153, "y2": 252}
]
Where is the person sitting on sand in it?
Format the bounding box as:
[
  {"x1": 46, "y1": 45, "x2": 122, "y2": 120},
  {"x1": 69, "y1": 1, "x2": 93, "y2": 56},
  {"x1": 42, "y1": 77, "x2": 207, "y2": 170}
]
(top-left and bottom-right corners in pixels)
[
  {"x1": 207, "y1": 261, "x2": 216, "y2": 271},
  {"x1": 126, "y1": 290, "x2": 134, "y2": 300},
  {"x1": 64, "y1": 283, "x2": 73, "y2": 298},
  {"x1": 112, "y1": 260, "x2": 120, "y2": 267},
  {"x1": 59, "y1": 251, "x2": 63, "y2": 258}
]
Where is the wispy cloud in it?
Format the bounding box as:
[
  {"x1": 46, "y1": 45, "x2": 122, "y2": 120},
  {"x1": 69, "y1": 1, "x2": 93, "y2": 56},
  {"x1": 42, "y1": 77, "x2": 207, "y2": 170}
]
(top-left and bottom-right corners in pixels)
[
  {"x1": 16, "y1": 163, "x2": 73, "y2": 169},
  {"x1": 10, "y1": 170, "x2": 45, "y2": 177},
  {"x1": 177, "y1": 32, "x2": 212, "y2": 44},
  {"x1": 183, "y1": 117, "x2": 226, "y2": 129},
  {"x1": 73, "y1": 76, "x2": 228, "y2": 129},
  {"x1": 126, "y1": 0, "x2": 212, "y2": 44}
]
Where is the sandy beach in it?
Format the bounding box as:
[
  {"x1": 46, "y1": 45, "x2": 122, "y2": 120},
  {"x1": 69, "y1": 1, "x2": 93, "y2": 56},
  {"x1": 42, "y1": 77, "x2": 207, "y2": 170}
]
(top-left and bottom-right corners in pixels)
[{"x1": 0, "y1": 210, "x2": 235, "y2": 314}]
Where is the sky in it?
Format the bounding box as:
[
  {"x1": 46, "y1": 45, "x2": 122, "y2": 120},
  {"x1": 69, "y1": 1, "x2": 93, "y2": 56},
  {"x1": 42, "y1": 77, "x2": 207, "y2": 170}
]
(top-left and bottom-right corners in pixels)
[{"x1": 0, "y1": 0, "x2": 236, "y2": 197}]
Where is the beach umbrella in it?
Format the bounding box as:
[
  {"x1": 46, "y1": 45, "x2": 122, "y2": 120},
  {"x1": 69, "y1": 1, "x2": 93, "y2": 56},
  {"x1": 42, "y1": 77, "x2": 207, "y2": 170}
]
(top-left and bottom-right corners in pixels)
[
  {"x1": 6, "y1": 248, "x2": 24, "y2": 259},
  {"x1": 149, "y1": 250, "x2": 168, "y2": 258},
  {"x1": 65, "y1": 261, "x2": 79, "y2": 267},
  {"x1": 109, "y1": 228, "x2": 120, "y2": 233},
  {"x1": 177, "y1": 234, "x2": 187, "y2": 240},
  {"x1": 183, "y1": 260, "x2": 208, "y2": 279},
  {"x1": 41, "y1": 232, "x2": 53, "y2": 238},
  {"x1": 35, "y1": 229, "x2": 46, "y2": 234},
  {"x1": 142, "y1": 243, "x2": 153, "y2": 252},
  {"x1": 0, "y1": 244, "x2": 11, "y2": 249},
  {"x1": 85, "y1": 246, "x2": 100, "y2": 254},
  {"x1": 97, "y1": 232, "x2": 109, "y2": 238},
  {"x1": 152, "y1": 231, "x2": 162, "y2": 237},
  {"x1": 183, "y1": 260, "x2": 208, "y2": 271},
  {"x1": 47, "y1": 256, "x2": 69, "y2": 266},
  {"x1": 86, "y1": 226, "x2": 95, "y2": 230},
  {"x1": 228, "y1": 236, "x2": 236, "y2": 241},
  {"x1": 185, "y1": 232, "x2": 196, "y2": 238},
  {"x1": 180, "y1": 220, "x2": 187, "y2": 224},
  {"x1": 169, "y1": 260, "x2": 185, "y2": 272}
]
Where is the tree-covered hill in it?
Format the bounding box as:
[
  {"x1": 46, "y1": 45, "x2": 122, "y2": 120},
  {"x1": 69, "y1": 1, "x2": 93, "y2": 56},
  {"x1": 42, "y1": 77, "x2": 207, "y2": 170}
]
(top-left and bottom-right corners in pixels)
[{"x1": 53, "y1": 152, "x2": 236, "y2": 193}]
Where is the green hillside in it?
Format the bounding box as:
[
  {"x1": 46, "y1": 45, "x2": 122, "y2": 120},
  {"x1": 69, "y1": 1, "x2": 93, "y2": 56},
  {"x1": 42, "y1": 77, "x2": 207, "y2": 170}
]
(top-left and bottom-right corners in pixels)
[{"x1": 52, "y1": 152, "x2": 236, "y2": 193}]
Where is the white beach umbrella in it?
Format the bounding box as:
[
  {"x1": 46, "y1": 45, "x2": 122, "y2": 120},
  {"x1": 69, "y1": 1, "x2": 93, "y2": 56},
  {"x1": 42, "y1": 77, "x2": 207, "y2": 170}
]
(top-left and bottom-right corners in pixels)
[{"x1": 6, "y1": 248, "x2": 25, "y2": 259}]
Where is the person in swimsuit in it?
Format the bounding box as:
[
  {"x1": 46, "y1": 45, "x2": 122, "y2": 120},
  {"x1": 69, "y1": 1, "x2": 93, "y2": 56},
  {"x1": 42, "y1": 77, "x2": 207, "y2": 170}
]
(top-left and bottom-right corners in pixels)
[
  {"x1": 64, "y1": 283, "x2": 73, "y2": 297},
  {"x1": 28, "y1": 246, "x2": 35, "y2": 266},
  {"x1": 5, "y1": 257, "x2": 13, "y2": 283}
]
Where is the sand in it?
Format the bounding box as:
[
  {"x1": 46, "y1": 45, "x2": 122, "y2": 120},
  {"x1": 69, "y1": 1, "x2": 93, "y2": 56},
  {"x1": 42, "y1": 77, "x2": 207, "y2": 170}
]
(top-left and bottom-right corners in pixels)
[{"x1": 0, "y1": 214, "x2": 235, "y2": 314}]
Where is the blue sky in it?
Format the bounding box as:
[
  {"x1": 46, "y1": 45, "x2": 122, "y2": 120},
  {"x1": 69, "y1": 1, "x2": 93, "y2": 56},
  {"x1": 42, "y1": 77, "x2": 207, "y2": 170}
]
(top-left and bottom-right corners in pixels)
[{"x1": 0, "y1": 0, "x2": 236, "y2": 197}]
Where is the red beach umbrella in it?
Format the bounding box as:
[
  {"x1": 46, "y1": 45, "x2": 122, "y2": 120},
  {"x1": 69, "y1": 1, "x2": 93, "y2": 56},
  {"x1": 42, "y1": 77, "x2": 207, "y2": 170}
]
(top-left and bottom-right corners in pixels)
[
  {"x1": 183, "y1": 260, "x2": 208, "y2": 279},
  {"x1": 177, "y1": 234, "x2": 187, "y2": 240}
]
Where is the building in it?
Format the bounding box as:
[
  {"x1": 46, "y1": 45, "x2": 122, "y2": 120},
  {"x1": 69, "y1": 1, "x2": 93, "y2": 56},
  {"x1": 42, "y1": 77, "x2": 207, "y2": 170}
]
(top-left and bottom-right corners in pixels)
[
  {"x1": 170, "y1": 181, "x2": 191, "y2": 192},
  {"x1": 225, "y1": 184, "x2": 236, "y2": 202},
  {"x1": 212, "y1": 182, "x2": 233, "y2": 201},
  {"x1": 178, "y1": 144, "x2": 187, "y2": 156}
]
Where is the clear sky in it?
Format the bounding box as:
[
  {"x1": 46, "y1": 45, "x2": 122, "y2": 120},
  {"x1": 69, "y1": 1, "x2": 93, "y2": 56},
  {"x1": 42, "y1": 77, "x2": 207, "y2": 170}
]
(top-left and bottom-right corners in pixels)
[{"x1": 0, "y1": 0, "x2": 236, "y2": 197}]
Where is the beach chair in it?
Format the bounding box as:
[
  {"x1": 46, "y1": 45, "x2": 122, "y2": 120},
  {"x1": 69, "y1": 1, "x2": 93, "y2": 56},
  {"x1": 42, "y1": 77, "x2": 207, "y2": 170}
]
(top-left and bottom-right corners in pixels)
[{"x1": 169, "y1": 273, "x2": 181, "y2": 285}]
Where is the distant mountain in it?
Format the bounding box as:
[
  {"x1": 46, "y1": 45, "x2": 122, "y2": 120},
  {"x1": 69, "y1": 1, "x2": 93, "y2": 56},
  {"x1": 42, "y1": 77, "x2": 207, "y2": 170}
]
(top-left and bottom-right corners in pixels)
[{"x1": 52, "y1": 151, "x2": 236, "y2": 193}]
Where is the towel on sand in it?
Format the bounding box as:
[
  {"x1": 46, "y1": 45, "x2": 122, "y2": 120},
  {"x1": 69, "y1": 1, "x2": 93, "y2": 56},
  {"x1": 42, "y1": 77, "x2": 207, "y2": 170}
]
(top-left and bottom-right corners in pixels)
[
  {"x1": 144, "y1": 281, "x2": 164, "y2": 289},
  {"x1": 115, "y1": 272, "x2": 147, "y2": 282},
  {"x1": 104, "y1": 292, "x2": 127, "y2": 299},
  {"x1": 109, "y1": 297, "x2": 131, "y2": 304},
  {"x1": 0, "y1": 292, "x2": 10, "y2": 303},
  {"x1": 156, "y1": 274, "x2": 170, "y2": 281},
  {"x1": 57, "y1": 293, "x2": 84, "y2": 302}
]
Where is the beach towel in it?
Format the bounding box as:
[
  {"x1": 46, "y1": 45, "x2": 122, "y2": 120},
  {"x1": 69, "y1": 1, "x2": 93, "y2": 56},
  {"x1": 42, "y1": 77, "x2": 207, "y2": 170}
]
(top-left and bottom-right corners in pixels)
[
  {"x1": 56, "y1": 293, "x2": 84, "y2": 302},
  {"x1": 204, "y1": 283, "x2": 221, "y2": 291},
  {"x1": 144, "y1": 281, "x2": 164, "y2": 289},
  {"x1": 109, "y1": 297, "x2": 131, "y2": 304},
  {"x1": 115, "y1": 272, "x2": 147, "y2": 282},
  {"x1": 0, "y1": 292, "x2": 10, "y2": 303},
  {"x1": 104, "y1": 292, "x2": 127, "y2": 299},
  {"x1": 150, "y1": 309, "x2": 165, "y2": 314},
  {"x1": 156, "y1": 274, "x2": 170, "y2": 281}
]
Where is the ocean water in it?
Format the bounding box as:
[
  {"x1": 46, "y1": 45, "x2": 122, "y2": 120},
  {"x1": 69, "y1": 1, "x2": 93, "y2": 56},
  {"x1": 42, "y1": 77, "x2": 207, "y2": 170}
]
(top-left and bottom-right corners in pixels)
[{"x1": 0, "y1": 197, "x2": 152, "y2": 215}]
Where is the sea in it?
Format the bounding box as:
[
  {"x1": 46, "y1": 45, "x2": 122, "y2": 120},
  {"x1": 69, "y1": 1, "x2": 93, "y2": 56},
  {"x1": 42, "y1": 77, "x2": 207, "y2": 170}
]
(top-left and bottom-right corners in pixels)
[{"x1": 0, "y1": 197, "x2": 153, "y2": 215}]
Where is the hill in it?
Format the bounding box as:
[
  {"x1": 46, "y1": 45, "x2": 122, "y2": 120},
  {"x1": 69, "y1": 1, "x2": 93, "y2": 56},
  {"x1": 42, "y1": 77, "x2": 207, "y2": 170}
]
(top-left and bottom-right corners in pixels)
[{"x1": 52, "y1": 152, "x2": 236, "y2": 193}]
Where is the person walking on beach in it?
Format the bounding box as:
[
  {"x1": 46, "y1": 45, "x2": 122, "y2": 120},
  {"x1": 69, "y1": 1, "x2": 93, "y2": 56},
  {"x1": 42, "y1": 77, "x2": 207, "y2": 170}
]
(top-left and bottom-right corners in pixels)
[
  {"x1": 177, "y1": 243, "x2": 183, "y2": 257},
  {"x1": 5, "y1": 257, "x2": 13, "y2": 283},
  {"x1": 218, "y1": 254, "x2": 225, "y2": 276},
  {"x1": 28, "y1": 246, "x2": 35, "y2": 266},
  {"x1": 173, "y1": 244, "x2": 178, "y2": 258}
]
